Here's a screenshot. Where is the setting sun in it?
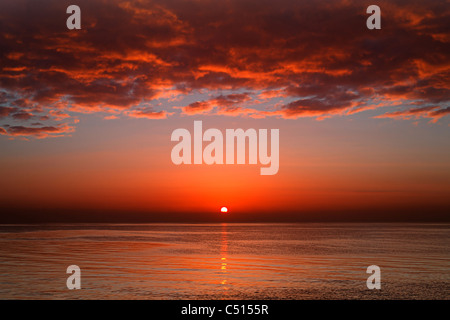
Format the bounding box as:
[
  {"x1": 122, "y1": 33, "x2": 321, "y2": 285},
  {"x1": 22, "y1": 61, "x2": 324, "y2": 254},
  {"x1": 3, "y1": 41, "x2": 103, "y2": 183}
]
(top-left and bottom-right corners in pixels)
[{"x1": 221, "y1": 207, "x2": 228, "y2": 213}]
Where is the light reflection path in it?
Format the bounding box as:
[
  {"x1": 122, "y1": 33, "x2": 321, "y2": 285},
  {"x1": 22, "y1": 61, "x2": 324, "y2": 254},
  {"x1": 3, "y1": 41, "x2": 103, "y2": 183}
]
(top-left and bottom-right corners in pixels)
[{"x1": 220, "y1": 223, "x2": 229, "y2": 294}]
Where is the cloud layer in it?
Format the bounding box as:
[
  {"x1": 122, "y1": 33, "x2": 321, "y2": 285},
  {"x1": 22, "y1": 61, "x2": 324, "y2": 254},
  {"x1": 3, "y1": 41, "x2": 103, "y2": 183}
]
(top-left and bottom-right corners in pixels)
[{"x1": 0, "y1": 0, "x2": 449, "y2": 137}]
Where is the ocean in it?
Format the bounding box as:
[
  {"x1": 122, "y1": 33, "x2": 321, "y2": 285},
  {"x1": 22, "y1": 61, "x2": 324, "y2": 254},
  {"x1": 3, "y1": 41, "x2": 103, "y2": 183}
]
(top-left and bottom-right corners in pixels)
[{"x1": 0, "y1": 223, "x2": 448, "y2": 299}]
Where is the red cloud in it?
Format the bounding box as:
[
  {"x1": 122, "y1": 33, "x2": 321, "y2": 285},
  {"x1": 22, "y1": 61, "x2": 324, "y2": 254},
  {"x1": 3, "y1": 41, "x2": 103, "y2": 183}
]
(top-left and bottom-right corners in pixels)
[
  {"x1": 126, "y1": 108, "x2": 170, "y2": 119},
  {"x1": 179, "y1": 93, "x2": 252, "y2": 115},
  {"x1": 430, "y1": 106, "x2": 450, "y2": 117},
  {"x1": 0, "y1": 0, "x2": 448, "y2": 138},
  {"x1": 0, "y1": 106, "x2": 16, "y2": 118},
  {"x1": 181, "y1": 101, "x2": 213, "y2": 115},
  {"x1": 11, "y1": 111, "x2": 34, "y2": 120},
  {"x1": 0, "y1": 124, "x2": 74, "y2": 138},
  {"x1": 375, "y1": 106, "x2": 450, "y2": 122}
]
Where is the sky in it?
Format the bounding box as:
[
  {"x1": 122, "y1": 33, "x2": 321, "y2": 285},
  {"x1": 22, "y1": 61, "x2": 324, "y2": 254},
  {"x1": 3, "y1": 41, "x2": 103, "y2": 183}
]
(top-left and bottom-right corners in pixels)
[{"x1": 0, "y1": 0, "x2": 449, "y2": 222}]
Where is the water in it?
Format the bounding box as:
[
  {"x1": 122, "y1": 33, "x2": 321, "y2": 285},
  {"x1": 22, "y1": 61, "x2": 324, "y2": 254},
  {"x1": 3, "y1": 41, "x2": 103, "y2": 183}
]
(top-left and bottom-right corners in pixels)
[{"x1": 0, "y1": 223, "x2": 448, "y2": 299}]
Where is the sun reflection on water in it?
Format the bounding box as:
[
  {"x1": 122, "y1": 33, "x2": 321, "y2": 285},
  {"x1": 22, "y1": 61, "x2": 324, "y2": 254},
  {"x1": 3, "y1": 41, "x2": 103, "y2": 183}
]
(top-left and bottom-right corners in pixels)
[{"x1": 220, "y1": 223, "x2": 229, "y2": 292}]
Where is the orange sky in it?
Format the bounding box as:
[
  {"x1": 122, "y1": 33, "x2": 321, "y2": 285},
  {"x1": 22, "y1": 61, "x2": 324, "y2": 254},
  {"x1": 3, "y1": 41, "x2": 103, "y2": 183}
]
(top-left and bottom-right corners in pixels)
[{"x1": 0, "y1": 0, "x2": 449, "y2": 222}]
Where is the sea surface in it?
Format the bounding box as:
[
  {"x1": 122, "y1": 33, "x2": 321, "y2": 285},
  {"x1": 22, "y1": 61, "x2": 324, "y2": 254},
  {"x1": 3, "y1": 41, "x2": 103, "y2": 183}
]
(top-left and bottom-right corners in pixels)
[{"x1": 0, "y1": 223, "x2": 448, "y2": 299}]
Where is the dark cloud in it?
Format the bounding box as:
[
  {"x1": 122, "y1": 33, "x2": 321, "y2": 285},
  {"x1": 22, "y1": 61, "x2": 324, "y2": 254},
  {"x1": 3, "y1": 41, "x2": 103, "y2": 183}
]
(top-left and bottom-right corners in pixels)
[
  {"x1": 281, "y1": 87, "x2": 361, "y2": 118},
  {"x1": 375, "y1": 105, "x2": 450, "y2": 122},
  {"x1": 430, "y1": 106, "x2": 450, "y2": 116},
  {"x1": 0, "y1": 124, "x2": 74, "y2": 138},
  {"x1": 0, "y1": 0, "x2": 448, "y2": 137},
  {"x1": 126, "y1": 107, "x2": 170, "y2": 119},
  {"x1": 11, "y1": 111, "x2": 33, "y2": 120},
  {"x1": 180, "y1": 93, "x2": 252, "y2": 114},
  {"x1": 0, "y1": 106, "x2": 16, "y2": 118}
]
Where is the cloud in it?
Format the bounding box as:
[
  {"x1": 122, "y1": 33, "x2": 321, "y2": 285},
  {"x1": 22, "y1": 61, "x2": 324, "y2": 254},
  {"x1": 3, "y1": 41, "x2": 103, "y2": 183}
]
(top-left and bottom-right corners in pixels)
[
  {"x1": 11, "y1": 111, "x2": 34, "y2": 120},
  {"x1": 0, "y1": 0, "x2": 449, "y2": 138},
  {"x1": 374, "y1": 105, "x2": 450, "y2": 122},
  {"x1": 0, "y1": 106, "x2": 16, "y2": 118},
  {"x1": 0, "y1": 124, "x2": 74, "y2": 138},
  {"x1": 281, "y1": 87, "x2": 361, "y2": 119},
  {"x1": 181, "y1": 101, "x2": 213, "y2": 115},
  {"x1": 179, "y1": 93, "x2": 252, "y2": 115},
  {"x1": 126, "y1": 107, "x2": 170, "y2": 119},
  {"x1": 430, "y1": 106, "x2": 450, "y2": 117}
]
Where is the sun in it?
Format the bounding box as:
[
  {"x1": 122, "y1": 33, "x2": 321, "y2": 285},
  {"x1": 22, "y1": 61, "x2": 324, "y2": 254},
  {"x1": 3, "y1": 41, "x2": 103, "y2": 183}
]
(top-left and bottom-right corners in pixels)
[{"x1": 220, "y1": 206, "x2": 228, "y2": 213}]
